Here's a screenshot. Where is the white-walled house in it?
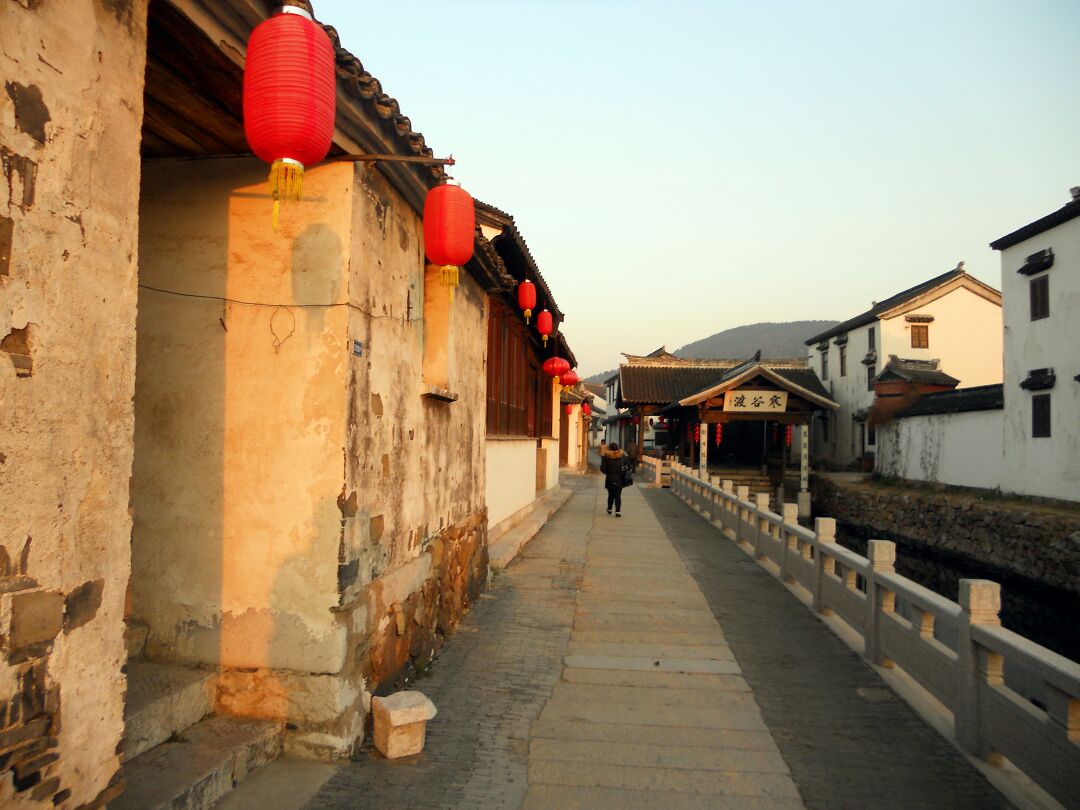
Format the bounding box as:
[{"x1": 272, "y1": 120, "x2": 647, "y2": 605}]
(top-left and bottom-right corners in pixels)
[
  {"x1": 805, "y1": 266, "x2": 1003, "y2": 467},
  {"x1": 990, "y1": 188, "x2": 1080, "y2": 502}
]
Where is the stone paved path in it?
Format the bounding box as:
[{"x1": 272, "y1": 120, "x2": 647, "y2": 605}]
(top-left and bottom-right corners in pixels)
[{"x1": 222, "y1": 473, "x2": 1012, "y2": 809}]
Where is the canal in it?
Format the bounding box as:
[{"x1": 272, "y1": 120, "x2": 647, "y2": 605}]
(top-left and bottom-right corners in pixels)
[{"x1": 834, "y1": 522, "x2": 1080, "y2": 666}]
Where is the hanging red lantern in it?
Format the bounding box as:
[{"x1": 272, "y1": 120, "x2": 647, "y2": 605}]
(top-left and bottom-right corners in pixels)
[
  {"x1": 244, "y1": 6, "x2": 336, "y2": 228},
  {"x1": 536, "y1": 309, "x2": 553, "y2": 346},
  {"x1": 560, "y1": 369, "x2": 580, "y2": 389},
  {"x1": 582, "y1": 402, "x2": 591, "y2": 417},
  {"x1": 715, "y1": 423, "x2": 723, "y2": 446},
  {"x1": 785, "y1": 425, "x2": 793, "y2": 447},
  {"x1": 565, "y1": 403, "x2": 573, "y2": 415},
  {"x1": 517, "y1": 279, "x2": 537, "y2": 323},
  {"x1": 542, "y1": 356, "x2": 570, "y2": 378},
  {"x1": 424, "y1": 181, "x2": 475, "y2": 296},
  {"x1": 694, "y1": 424, "x2": 701, "y2": 442},
  {"x1": 633, "y1": 416, "x2": 640, "y2": 425}
]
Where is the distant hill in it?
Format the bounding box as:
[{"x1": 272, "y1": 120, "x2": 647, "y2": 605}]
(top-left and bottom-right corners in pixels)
[
  {"x1": 583, "y1": 320, "x2": 840, "y2": 384},
  {"x1": 674, "y1": 321, "x2": 840, "y2": 361}
]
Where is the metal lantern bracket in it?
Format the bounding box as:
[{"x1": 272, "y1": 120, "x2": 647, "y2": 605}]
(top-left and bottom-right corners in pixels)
[{"x1": 331, "y1": 154, "x2": 455, "y2": 167}]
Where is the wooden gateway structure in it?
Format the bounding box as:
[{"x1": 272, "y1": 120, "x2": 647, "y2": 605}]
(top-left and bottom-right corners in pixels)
[{"x1": 613, "y1": 349, "x2": 837, "y2": 513}]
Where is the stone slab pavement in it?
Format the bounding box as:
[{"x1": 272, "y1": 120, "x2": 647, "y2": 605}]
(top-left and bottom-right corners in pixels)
[{"x1": 220, "y1": 473, "x2": 1012, "y2": 810}]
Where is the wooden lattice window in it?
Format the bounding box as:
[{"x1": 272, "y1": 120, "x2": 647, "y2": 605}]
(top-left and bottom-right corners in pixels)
[{"x1": 910, "y1": 324, "x2": 929, "y2": 349}]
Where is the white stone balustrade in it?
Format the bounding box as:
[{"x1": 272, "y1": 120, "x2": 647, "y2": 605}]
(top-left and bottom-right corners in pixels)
[{"x1": 669, "y1": 466, "x2": 1080, "y2": 807}]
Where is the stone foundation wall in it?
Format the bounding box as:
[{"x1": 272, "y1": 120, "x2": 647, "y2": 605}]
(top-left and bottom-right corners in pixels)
[{"x1": 812, "y1": 476, "x2": 1080, "y2": 595}]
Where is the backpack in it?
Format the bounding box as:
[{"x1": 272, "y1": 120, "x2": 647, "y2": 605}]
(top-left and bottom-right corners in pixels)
[{"x1": 621, "y1": 459, "x2": 635, "y2": 487}]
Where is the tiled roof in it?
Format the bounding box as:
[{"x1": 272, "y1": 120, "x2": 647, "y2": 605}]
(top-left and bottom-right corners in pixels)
[
  {"x1": 990, "y1": 197, "x2": 1080, "y2": 251},
  {"x1": 896, "y1": 384, "x2": 1003, "y2": 418},
  {"x1": 875, "y1": 357, "x2": 959, "y2": 387},
  {"x1": 475, "y1": 200, "x2": 563, "y2": 322},
  {"x1": 804, "y1": 267, "x2": 967, "y2": 346},
  {"x1": 618, "y1": 356, "x2": 829, "y2": 406},
  {"x1": 582, "y1": 383, "x2": 607, "y2": 400}
]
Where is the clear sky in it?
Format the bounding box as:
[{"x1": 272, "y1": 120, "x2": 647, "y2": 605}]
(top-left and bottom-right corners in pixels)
[{"x1": 317, "y1": 0, "x2": 1080, "y2": 377}]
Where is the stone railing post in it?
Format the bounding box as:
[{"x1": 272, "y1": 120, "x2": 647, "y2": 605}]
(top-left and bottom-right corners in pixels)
[
  {"x1": 780, "y1": 504, "x2": 799, "y2": 583},
  {"x1": 864, "y1": 540, "x2": 896, "y2": 666},
  {"x1": 812, "y1": 517, "x2": 836, "y2": 614},
  {"x1": 753, "y1": 493, "x2": 770, "y2": 559},
  {"x1": 955, "y1": 579, "x2": 1002, "y2": 759},
  {"x1": 735, "y1": 486, "x2": 750, "y2": 544},
  {"x1": 721, "y1": 480, "x2": 734, "y2": 533}
]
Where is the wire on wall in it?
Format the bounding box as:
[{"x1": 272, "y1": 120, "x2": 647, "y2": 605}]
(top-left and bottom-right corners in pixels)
[{"x1": 137, "y1": 283, "x2": 422, "y2": 323}]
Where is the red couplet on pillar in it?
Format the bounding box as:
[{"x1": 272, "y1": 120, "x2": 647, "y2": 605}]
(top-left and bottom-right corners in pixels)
[{"x1": 243, "y1": 7, "x2": 336, "y2": 225}]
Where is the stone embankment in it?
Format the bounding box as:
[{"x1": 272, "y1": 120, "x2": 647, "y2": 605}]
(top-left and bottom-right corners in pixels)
[{"x1": 812, "y1": 475, "x2": 1080, "y2": 596}]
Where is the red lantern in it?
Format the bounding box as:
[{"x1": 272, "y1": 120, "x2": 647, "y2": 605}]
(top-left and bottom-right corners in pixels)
[
  {"x1": 244, "y1": 7, "x2": 336, "y2": 227},
  {"x1": 785, "y1": 425, "x2": 793, "y2": 447},
  {"x1": 542, "y1": 356, "x2": 570, "y2": 378},
  {"x1": 565, "y1": 403, "x2": 573, "y2": 415},
  {"x1": 518, "y1": 279, "x2": 537, "y2": 323},
  {"x1": 582, "y1": 402, "x2": 591, "y2": 417},
  {"x1": 560, "y1": 369, "x2": 580, "y2": 389},
  {"x1": 633, "y1": 416, "x2": 640, "y2": 425},
  {"x1": 715, "y1": 424, "x2": 723, "y2": 446},
  {"x1": 424, "y1": 182, "x2": 475, "y2": 295},
  {"x1": 694, "y1": 424, "x2": 701, "y2": 442},
  {"x1": 536, "y1": 309, "x2": 553, "y2": 346}
]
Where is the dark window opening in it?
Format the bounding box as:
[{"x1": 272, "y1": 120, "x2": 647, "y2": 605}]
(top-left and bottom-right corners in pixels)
[
  {"x1": 1032, "y1": 393, "x2": 1051, "y2": 438},
  {"x1": 1030, "y1": 275, "x2": 1049, "y2": 321},
  {"x1": 821, "y1": 349, "x2": 829, "y2": 381},
  {"x1": 839, "y1": 345, "x2": 847, "y2": 377}
]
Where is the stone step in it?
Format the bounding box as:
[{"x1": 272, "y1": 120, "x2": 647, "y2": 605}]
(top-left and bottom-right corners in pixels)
[
  {"x1": 125, "y1": 661, "x2": 217, "y2": 761},
  {"x1": 111, "y1": 715, "x2": 283, "y2": 810}
]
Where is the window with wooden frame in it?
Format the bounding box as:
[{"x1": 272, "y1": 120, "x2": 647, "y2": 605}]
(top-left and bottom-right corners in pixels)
[
  {"x1": 839, "y1": 345, "x2": 847, "y2": 377},
  {"x1": 820, "y1": 349, "x2": 829, "y2": 381},
  {"x1": 1030, "y1": 275, "x2": 1049, "y2": 321},
  {"x1": 486, "y1": 299, "x2": 547, "y2": 437},
  {"x1": 910, "y1": 324, "x2": 929, "y2": 348},
  {"x1": 1032, "y1": 393, "x2": 1051, "y2": 438}
]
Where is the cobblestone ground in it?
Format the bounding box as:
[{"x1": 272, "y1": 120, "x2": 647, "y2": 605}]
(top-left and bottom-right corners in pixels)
[
  {"x1": 247, "y1": 473, "x2": 1015, "y2": 810},
  {"x1": 303, "y1": 475, "x2": 592, "y2": 810},
  {"x1": 642, "y1": 486, "x2": 1013, "y2": 810}
]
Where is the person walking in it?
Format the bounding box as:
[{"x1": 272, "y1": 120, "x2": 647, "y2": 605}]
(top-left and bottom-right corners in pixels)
[{"x1": 600, "y1": 442, "x2": 631, "y2": 517}]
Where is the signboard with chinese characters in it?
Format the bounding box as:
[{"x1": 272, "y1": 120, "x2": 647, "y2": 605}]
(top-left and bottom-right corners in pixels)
[{"x1": 723, "y1": 390, "x2": 788, "y2": 412}]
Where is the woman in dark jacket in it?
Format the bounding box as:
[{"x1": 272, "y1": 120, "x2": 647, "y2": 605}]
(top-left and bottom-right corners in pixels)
[{"x1": 599, "y1": 442, "x2": 630, "y2": 517}]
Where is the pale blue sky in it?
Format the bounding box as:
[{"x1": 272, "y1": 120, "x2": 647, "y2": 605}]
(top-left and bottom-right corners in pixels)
[{"x1": 317, "y1": 0, "x2": 1080, "y2": 376}]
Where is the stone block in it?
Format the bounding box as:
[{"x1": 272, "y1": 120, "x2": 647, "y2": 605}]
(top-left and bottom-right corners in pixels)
[
  {"x1": 6, "y1": 589, "x2": 64, "y2": 650},
  {"x1": 372, "y1": 691, "x2": 436, "y2": 759}
]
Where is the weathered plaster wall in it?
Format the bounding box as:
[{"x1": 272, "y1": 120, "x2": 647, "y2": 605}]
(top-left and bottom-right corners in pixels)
[
  {"x1": 133, "y1": 158, "x2": 351, "y2": 675},
  {"x1": 876, "y1": 409, "x2": 1004, "y2": 490},
  {"x1": 0, "y1": 2, "x2": 148, "y2": 807},
  {"x1": 485, "y1": 438, "x2": 539, "y2": 530},
  {"x1": 810, "y1": 320, "x2": 877, "y2": 467}
]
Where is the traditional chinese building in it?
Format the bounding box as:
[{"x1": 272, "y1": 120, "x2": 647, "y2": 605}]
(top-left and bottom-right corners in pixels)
[{"x1": 612, "y1": 349, "x2": 836, "y2": 513}]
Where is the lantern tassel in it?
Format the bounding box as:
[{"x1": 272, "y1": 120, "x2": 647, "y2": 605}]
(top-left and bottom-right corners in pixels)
[
  {"x1": 524, "y1": 308, "x2": 532, "y2": 323},
  {"x1": 440, "y1": 264, "x2": 459, "y2": 302},
  {"x1": 269, "y1": 159, "x2": 305, "y2": 230}
]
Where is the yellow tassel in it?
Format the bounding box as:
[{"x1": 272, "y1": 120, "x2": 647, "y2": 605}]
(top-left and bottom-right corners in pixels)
[
  {"x1": 268, "y1": 159, "x2": 305, "y2": 230},
  {"x1": 440, "y1": 264, "x2": 459, "y2": 302}
]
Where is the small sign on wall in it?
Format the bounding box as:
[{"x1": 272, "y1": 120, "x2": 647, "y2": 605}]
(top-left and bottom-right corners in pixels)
[{"x1": 723, "y1": 390, "x2": 788, "y2": 412}]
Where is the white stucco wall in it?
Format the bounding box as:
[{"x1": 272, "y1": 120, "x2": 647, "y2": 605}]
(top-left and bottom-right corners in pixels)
[
  {"x1": 998, "y1": 214, "x2": 1080, "y2": 502},
  {"x1": 485, "y1": 438, "x2": 539, "y2": 529},
  {"x1": 811, "y1": 320, "x2": 878, "y2": 466},
  {"x1": 879, "y1": 287, "x2": 1003, "y2": 388},
  {"x1": 876, "y1": 409, "x2": 1004, "y2": 490},
  {"x1": 812, "y1": 280, "x2": 1002, "y2": 468}
]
